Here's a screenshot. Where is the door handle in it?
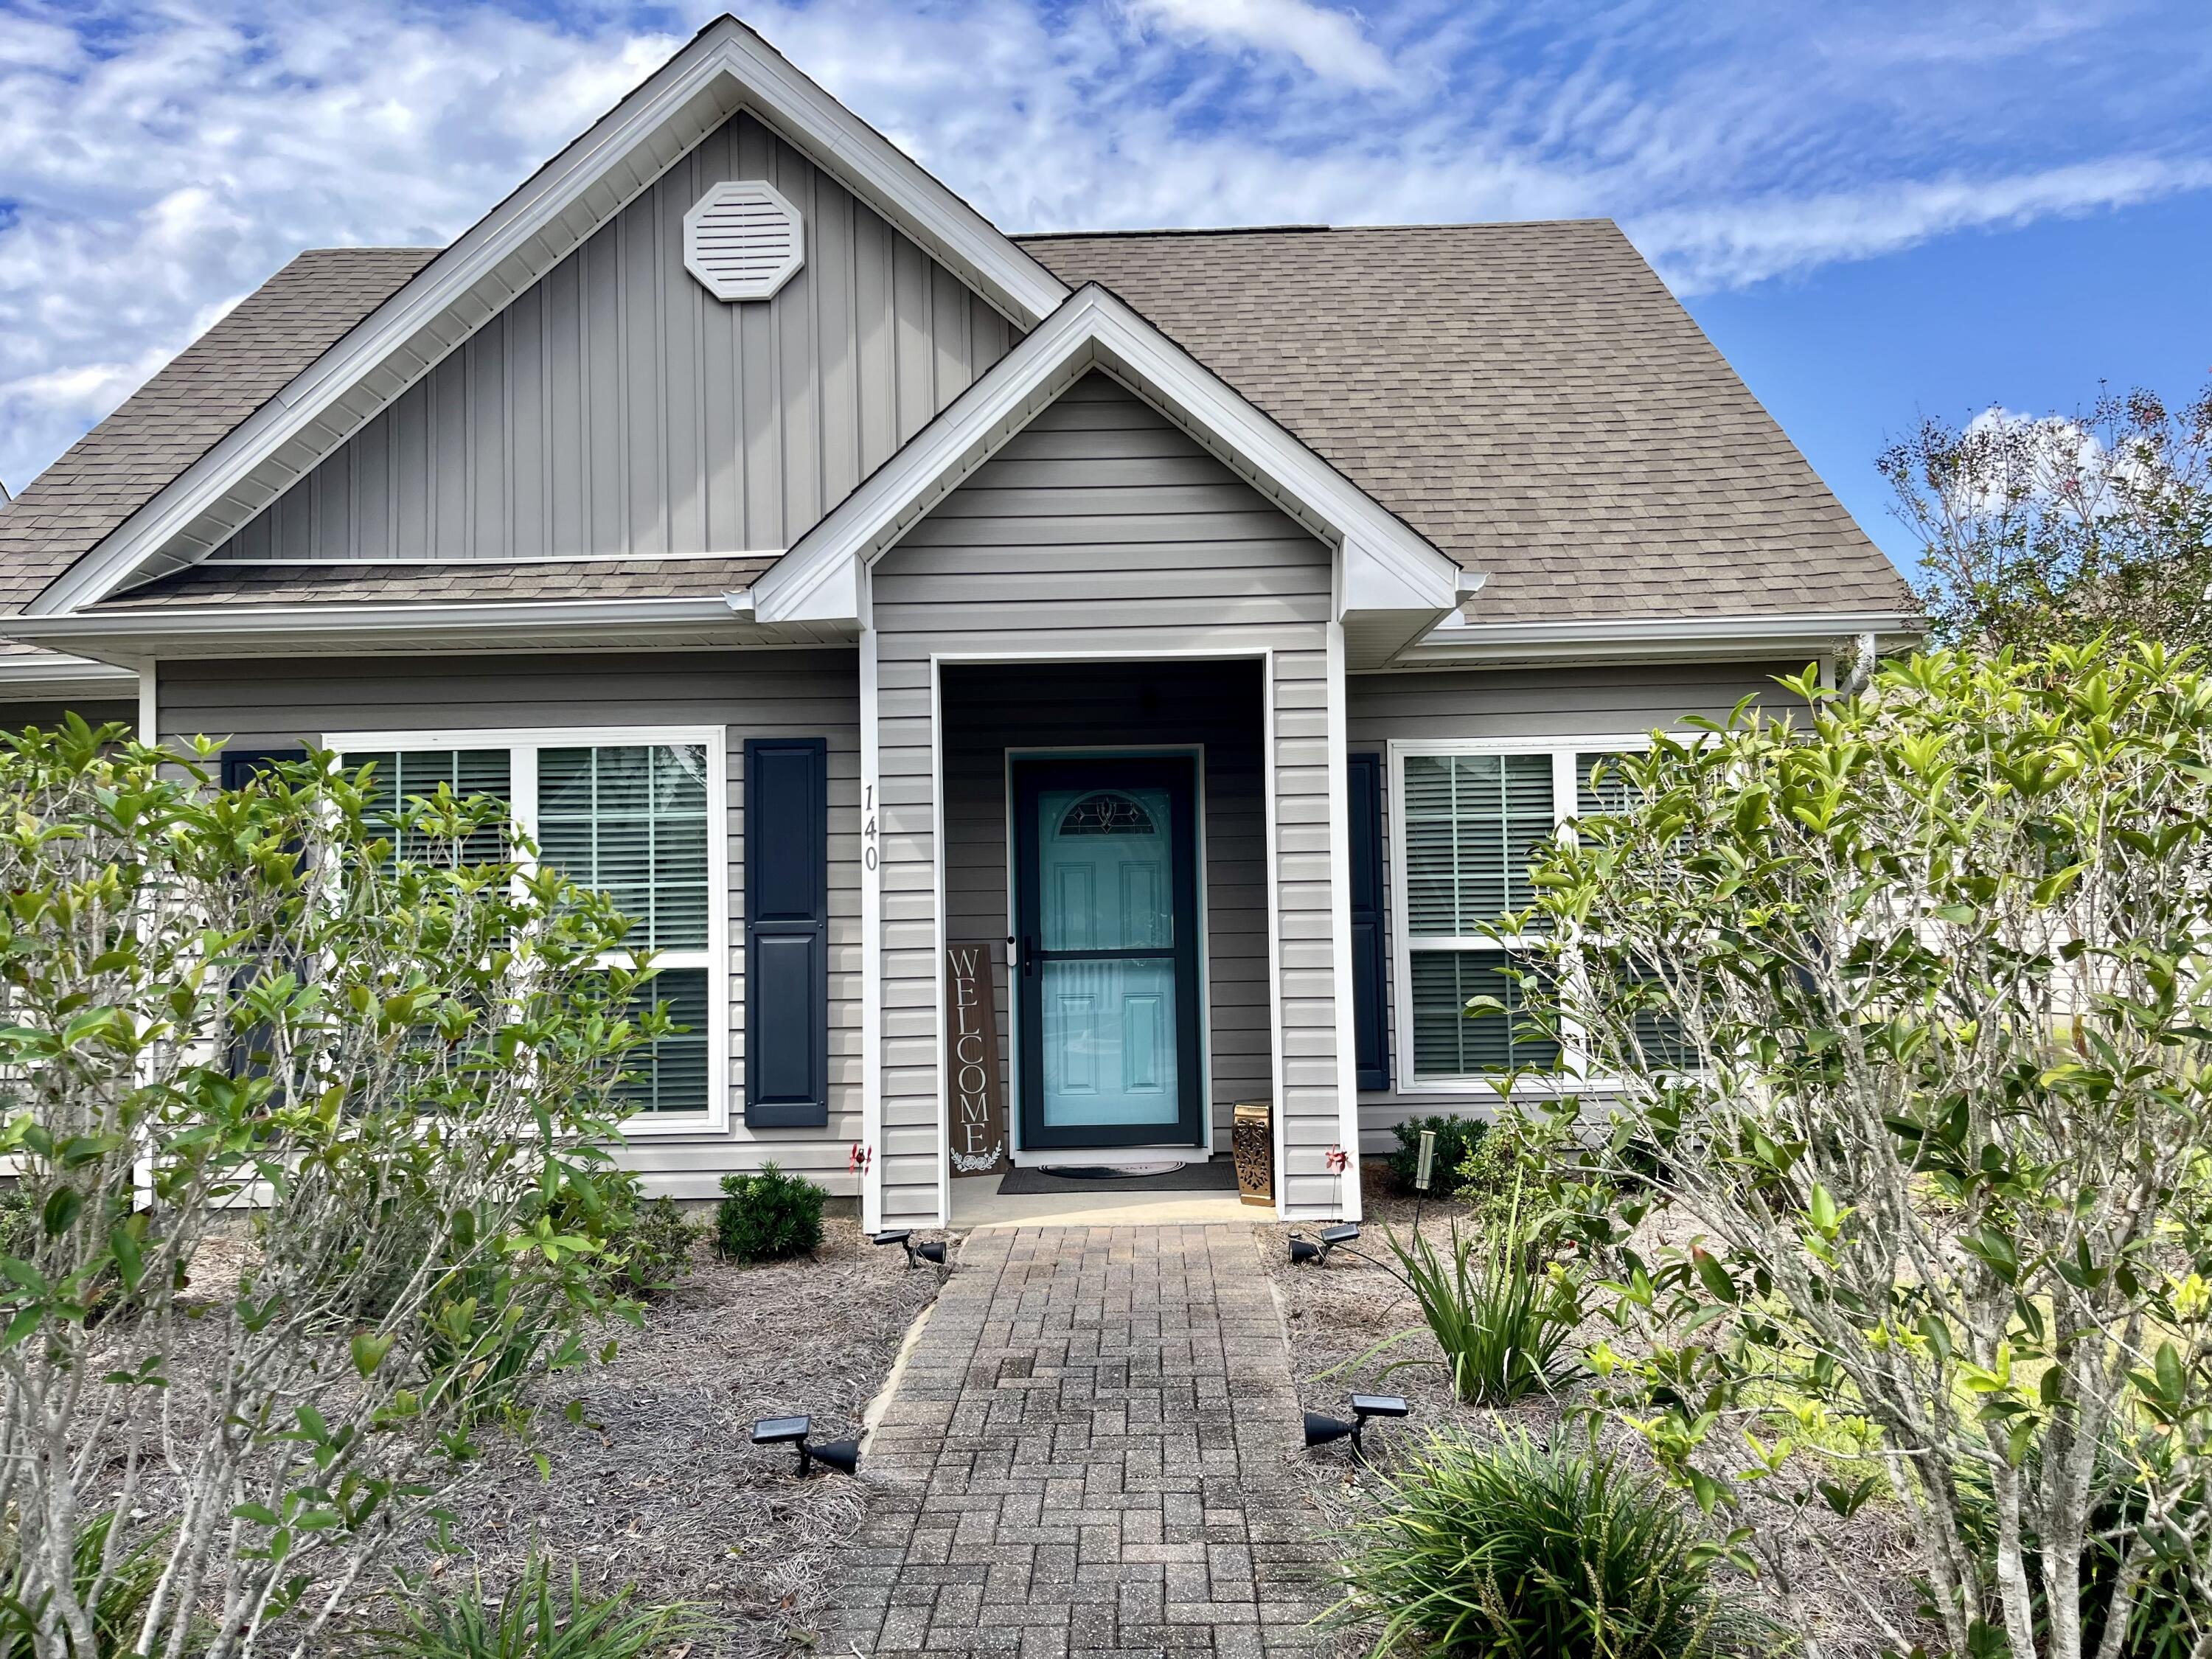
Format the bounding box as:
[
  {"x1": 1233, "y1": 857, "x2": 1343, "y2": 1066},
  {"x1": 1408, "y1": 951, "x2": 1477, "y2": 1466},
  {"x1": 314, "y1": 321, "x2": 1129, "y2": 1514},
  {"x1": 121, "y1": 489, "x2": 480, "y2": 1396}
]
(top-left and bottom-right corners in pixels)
[{"x1": 1020, "y1": 935, "x2": 1037, "y2": 978}]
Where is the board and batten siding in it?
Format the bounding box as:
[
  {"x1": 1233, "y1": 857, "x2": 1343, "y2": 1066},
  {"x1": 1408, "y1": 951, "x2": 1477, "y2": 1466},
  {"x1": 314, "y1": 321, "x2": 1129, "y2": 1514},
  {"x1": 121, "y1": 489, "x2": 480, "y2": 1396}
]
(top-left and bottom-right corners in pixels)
[
  {"x1": 156, "y1": 650, "x2": 864, "y2": 1197},
  {"x1": 212, "y1": 111, "x2": 1015, "y2": 565},
  {"x1": 870, "y1": 372, "x2": 1350, "y2": 1224},
  {"x1": 939, "y1": 660, "x2": 1270, "y2": 1150},
  {"x1": 1346, "y1": 661, "x2": 1804, "y2": 1144}
]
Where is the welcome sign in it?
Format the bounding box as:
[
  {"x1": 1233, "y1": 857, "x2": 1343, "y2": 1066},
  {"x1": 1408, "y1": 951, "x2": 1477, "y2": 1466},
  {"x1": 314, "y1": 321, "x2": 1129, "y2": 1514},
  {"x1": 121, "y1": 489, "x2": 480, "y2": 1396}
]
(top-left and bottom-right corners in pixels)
[{"x1": 945, "y1": 942, "x2": 1008, "y2": 1176}]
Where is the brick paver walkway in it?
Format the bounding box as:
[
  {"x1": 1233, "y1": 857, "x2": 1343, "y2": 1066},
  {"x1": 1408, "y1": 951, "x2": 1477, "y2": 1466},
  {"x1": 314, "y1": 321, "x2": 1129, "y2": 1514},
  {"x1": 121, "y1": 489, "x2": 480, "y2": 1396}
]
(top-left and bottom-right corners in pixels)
[{"x1": 838, "y1": 1225, "x2": 1335, "y2": 1658}]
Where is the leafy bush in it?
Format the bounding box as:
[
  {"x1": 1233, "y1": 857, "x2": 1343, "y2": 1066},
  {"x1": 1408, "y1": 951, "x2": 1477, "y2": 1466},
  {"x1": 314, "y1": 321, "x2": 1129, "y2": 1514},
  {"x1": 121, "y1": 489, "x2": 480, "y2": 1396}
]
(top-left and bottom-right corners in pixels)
[
  {"x1": 0, "y1": 1513, "x2": 166, "y2": 1659},
  {"x1": 1333, "y1": 1427, "x2": 1774, "y2": 1658},
  {"x1": 368, "y1": 1554, "x2": 714, "y2": 1659},
  {"x1": 1503, "y1": 643, "x2": 2212, "y2": 1655},
  {"x1": 605, "y1": 1195, "x2": 700, "y2": 1297},
  {"x1": 1953, "y1": 1443, "x2": 2208, "y2": 1659},
  {"x1": 1387, "y1": 1113, "x2": 1485, "y2": 1195},
  {"x1": 0, "y1": 722, "x2": 658, "y2": 1659},
  {"x1": 715, "y1": 1164, "x2": 825, "y2": 1263},
  {"x1": 1339, "y1": 1214, "x2": 1582, "y2": 1406}
]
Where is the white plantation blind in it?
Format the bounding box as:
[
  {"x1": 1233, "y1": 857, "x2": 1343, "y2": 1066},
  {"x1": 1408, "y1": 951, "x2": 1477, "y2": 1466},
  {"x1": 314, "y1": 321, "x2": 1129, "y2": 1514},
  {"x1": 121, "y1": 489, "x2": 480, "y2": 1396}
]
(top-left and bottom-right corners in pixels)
[
  {"x1": 1411, "y1": 950, "x2": 1560, "y2": 1077},
  {"x1": 1403, "y1": 752, "x2": 1557, "y2": 935},
  {"x1": 1576, "y1": 750, "x2": 1639, "y2": 817},
  {"x1": 351, "y1": 748, "x2": 511, "y2": 866},
  {"x1": 537, "y1": 745, "x2": 710, "y2": 950}
]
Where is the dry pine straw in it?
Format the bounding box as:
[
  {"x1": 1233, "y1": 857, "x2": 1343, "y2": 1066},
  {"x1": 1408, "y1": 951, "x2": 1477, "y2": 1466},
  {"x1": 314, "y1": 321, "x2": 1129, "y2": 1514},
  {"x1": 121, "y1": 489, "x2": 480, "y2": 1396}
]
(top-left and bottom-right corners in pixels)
[
  {"x1": 1257, "y1": 1187, "x2": 1927, "y2": 1659},
  {"x1": 336, "y1": 1218, "x2": 939, "y2": 1659}
]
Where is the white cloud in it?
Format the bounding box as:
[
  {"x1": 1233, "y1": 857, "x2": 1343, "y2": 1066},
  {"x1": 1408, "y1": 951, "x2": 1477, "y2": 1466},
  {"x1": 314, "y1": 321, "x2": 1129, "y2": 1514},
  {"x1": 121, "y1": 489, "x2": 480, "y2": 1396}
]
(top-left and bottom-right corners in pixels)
[
  {"x1": 0, "y1": 0, "x2": 2207, "y2": 497},
  {"x1": 1121, "y1": 0, "x2": 1397, "y2": 88}
]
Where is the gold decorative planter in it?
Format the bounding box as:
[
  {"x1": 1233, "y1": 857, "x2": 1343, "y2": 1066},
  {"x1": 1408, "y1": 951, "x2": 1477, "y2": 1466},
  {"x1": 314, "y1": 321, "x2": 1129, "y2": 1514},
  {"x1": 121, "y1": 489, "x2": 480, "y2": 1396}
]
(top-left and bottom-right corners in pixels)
[{"x1": 1231, "y1": 1102, "x2": 1273, "y2": 1206}]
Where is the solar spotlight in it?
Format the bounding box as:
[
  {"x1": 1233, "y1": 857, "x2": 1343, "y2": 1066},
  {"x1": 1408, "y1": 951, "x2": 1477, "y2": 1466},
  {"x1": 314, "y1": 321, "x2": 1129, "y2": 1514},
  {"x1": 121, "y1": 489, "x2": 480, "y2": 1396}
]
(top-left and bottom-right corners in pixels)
[
  {"x1": 1287, "y1": 1222, "x2": 1360, "y2": 1265},
  {"x1": 751, "y1": 1414, "x2": 860, "y2": 1478},
  {"x1": 1302, "y1": 1393, "x2": 1409, "y2": 1460},
  {"x1": 874, "y1": 1229, "x2": 947, "y2": 1269}
]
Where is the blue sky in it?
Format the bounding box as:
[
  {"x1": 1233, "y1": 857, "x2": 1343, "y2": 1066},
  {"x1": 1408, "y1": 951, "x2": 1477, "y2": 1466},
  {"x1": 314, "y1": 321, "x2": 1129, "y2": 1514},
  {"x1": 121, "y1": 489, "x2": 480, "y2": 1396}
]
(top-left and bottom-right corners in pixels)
[{"x1": 2, "y1": 0, "x2": 2208, "y2": 578}]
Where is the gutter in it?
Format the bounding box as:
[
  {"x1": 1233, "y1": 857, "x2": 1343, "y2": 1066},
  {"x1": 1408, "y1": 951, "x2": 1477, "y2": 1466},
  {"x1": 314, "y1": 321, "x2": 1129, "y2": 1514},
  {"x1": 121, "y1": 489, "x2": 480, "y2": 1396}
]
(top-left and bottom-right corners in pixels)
[
  {"x1": 5, "y1": 595, "x2": 749, "y2": 642},
  {"x1": 1394, "y1": 608, "x2": 1924, "y2": 666}
]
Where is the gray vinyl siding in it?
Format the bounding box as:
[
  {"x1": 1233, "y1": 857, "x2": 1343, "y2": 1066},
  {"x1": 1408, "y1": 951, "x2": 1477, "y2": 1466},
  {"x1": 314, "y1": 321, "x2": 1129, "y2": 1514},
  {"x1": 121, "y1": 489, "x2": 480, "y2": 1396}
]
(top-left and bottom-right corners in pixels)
[
  {"x1": 1346, "y1": 661, "x2": 1804, "y2": 1147},
  {"x1": 872, "y1": 372, "x2": 1347, "y2": 1224},
  {"x1": 156, "y1": 649, "x2": 864, "y2": 1198},
  {"x1": 212, "y1": 112, "x2": 1015, "y2": 566},
  {"x1": 0, "y1": 700, "x2": 136, "y2": 734},
  {"x1": 939, "y1": 661, "x2": 1270, "y2": 1149}
]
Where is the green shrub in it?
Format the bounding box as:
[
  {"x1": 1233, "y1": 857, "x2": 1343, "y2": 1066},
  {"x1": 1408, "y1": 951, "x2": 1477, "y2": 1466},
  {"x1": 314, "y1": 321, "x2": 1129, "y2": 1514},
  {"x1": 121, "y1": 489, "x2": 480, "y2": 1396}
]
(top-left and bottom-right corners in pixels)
[
  {"x1": 368, "y1": 1553, "x2": 714, "y2": 1659},
  {"x1": 1343, "y1": 1214, "x2": 1582, "y2": 1405},
  {"x1": 1954, "y1": 1441, "x2": 2208, "y2": 1658},
  {"x1": 0, "y1": 1512, "x2": 166, "y2": 1659},
  {"x1": 605, "y1": 1196, "x2": 700, "y2": 1297},
  {"x1": 714, "y1": 1164, "x2": 825, "y2": 1263},
  {"x1": 1388, "y1": 1113, "x2": 1486, "y2": 1194},
  {"x1": 1334, "y1": 1426, "x2": 1775, "y2": 1658}
]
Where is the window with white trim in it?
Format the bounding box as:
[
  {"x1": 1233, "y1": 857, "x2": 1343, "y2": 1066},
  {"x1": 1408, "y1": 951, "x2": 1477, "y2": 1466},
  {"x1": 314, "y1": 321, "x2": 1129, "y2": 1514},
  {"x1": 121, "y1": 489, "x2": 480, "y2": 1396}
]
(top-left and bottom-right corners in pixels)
[
  {"x1": 338, "y1": 730, "x2": 727, "y2": 1128},
  {"x1": 1391, "y1": 741, "x2": 1666, "y2": 1085}
]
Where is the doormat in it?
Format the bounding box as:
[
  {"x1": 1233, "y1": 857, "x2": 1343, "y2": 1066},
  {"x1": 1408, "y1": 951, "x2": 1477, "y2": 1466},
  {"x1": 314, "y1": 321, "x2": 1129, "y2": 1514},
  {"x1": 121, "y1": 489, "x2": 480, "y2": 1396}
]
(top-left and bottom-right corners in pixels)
[{"x1": 995, "y1": 1160, "x2": 1239, "y2": 1194}]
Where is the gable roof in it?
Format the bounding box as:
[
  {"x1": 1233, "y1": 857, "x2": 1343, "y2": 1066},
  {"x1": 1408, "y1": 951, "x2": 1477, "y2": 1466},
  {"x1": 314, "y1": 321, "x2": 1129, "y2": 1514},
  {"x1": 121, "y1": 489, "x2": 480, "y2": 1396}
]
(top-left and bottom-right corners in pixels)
[
  {"x1": 752, "y1": 282, "x2": 1460, "y2": 647},
  {"x1": 1019, "y1": 223, "x2": 1911, "y2": 625},
  {"x1": 22, "y1": 15, "x2": 1068, "y2": 621},
  {"x1": 0, "y1": 248, "x2": 434, "y2": 660}
]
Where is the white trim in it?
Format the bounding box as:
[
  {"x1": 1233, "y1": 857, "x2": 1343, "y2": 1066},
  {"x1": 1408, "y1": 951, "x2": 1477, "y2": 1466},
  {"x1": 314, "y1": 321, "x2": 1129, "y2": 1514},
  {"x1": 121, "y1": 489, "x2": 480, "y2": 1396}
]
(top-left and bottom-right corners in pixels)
[
  {"x1": 998, "y1": 742, "x2": 1213, "y2": 1161},
  {"x1": 1384, "y1": 731, "x2": 1655, "y2": 1096},
  {"x1": 0, "y1": 653, "x2": 139, "y2": 700},
  {"x1": 1261, "y1": 647, "x2": 1287, "y2": 1216},
  {"x1": 929, "y1": 655, "x2": 951, "y2": 1227},
  {"x1": 1399, "y1": 609, "x2": 1922, "y2": 667},
  {"x1": 749, "y1": 284, "x2": 1460, "y2": 628},
  {"x1": 138, "y1": 661, "x2": 157, "y2": 742},
  {"x1": 1324, "y1": 614, "x2": 1362, "y2": 1221},
  {"x1": 858, "y1": 613, "x2": 884, "y2": 1231},
  {"x1": 8, "y1": 596, "x2": 747, "y2": 641},
  {"x1": 192, "y1": 551, "x2": 782, "y2": 568},
  {"x1": 35, "y1": 16, "x2": 1066, "y2": 618},
  {"x1": 321, "y1": 723, "x2": 732, "y2": 1136}
]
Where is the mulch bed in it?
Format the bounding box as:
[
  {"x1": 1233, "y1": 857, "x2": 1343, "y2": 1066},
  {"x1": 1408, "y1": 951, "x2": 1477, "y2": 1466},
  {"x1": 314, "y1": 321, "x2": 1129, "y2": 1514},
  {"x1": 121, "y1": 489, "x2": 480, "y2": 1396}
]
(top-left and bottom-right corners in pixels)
[
  {"x1": 1256, "y1": 1176, "x2": 1926, "y2": 1658},
  {"x1": 384, "y1": 1217, "x2": 939, "y2": 1658}
]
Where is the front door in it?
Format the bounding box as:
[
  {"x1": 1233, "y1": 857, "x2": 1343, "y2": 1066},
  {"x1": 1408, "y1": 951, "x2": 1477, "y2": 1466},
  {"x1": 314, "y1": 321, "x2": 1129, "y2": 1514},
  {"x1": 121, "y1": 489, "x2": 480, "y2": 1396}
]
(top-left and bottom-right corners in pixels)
[{"x1": 1013, "y1": 756, "x2": 1204, "y2": 1149}]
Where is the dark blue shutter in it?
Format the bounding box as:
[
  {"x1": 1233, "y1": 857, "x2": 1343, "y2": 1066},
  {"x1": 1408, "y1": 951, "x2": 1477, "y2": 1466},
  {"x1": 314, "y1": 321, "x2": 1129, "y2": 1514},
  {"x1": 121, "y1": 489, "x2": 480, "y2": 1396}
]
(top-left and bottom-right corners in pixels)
[
  {"x1": 745, "y1": 737, "x2": 829, "y2": 1127},
  {"x1": 1348, "y1": 751, "x2": 1391, "y2": 1091},
  {"x1": 221, "y1": 748, "x2": 306, "y2": 790}
]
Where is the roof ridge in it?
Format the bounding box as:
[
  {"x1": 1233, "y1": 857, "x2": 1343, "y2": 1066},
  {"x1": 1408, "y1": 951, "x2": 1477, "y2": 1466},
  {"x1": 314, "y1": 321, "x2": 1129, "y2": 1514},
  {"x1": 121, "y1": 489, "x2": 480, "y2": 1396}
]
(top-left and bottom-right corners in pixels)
[{"x1": 1013, "y1": 218, "x2": 1620, "y2": 242}]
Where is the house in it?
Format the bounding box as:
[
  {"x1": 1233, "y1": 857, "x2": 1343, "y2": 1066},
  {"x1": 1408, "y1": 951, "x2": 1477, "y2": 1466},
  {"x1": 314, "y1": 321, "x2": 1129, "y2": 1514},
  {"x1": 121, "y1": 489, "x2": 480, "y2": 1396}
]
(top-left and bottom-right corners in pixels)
[{"x1": 0, "y1": 17, "x2": 1915, "y2": 1228}]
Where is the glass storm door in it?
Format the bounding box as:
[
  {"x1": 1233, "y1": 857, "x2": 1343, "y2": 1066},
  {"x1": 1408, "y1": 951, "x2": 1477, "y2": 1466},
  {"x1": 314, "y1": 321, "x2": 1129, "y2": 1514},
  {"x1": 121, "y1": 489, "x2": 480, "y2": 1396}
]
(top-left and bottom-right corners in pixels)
[{"x1": 1014, "y1": 757, "x2": 1204, "y2": 1149}]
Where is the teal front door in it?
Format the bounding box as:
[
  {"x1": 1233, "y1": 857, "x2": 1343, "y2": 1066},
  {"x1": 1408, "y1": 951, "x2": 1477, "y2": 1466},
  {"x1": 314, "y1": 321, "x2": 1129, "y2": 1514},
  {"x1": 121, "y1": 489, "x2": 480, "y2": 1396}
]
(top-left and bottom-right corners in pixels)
[{"x1": 1013, "y1": 756, "x2": 1204, "y2": 1150}]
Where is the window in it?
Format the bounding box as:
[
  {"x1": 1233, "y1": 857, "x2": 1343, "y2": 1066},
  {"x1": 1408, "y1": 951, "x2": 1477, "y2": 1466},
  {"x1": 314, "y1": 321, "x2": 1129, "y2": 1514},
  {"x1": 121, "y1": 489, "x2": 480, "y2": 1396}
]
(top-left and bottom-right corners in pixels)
[
  {"x1": 333, "y1": 728, "x2": 727, "y2": 1130},
  {"x1": 1390, "y1": 740, "x2": 1661, "y2": 1088}
]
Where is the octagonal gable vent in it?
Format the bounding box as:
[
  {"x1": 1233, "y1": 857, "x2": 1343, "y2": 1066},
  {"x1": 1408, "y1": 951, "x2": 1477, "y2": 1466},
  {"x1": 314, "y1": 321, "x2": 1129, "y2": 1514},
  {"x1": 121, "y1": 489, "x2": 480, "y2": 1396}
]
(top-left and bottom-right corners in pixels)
[{"x1": 684, "y1": 181, "x2": 804, "y2": 302}]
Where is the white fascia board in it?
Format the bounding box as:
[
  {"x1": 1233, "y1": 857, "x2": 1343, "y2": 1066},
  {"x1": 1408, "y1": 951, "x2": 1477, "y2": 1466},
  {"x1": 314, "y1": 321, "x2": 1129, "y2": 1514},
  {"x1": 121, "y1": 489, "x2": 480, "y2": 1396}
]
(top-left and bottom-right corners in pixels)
[
  {"x1": 7, "y1": 596, "x2": 743, "y2": 644},
  {"x1": 1394, "y1": 608, "x2": 1924, "y2": 667},
  {"x1": 0, "y1": 653, "x2": 140, "y2": 699},
  {"x1": 34, "y1": 15, "x2": 1067, "y2": 622},
  {"x1": 749, "y1": 283, "x2": 1460, "y2": 625}
]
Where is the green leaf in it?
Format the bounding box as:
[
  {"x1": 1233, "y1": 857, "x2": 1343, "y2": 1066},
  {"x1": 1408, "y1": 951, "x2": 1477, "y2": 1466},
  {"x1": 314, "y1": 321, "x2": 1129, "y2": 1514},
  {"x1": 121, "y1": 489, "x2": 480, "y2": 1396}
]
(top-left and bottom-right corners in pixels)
[
  {"x1": 351, "y1": 1332, "x2": 395, "y2": 1379},
  {"x1": 40, "y1": 1187, "x2": 81, "y2": 1238},
  {"x1": 1691, "y1": 1247, "x2": 1738, "y2": 1304}
]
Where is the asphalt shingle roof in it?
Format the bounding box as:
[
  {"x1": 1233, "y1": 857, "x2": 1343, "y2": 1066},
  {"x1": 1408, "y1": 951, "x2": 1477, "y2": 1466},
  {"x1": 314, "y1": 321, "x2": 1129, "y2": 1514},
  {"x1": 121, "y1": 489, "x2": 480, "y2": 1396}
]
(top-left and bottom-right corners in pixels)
[
  {"x1": 99, "y1": 557, "x2": 774, "y2": 608},
  {"x1": 0, "y1": 248, "x2": 436, "y2": 657},
  {"x1": 1020, "y1": 222, "x2": 1911, "y2": 624},
  {"x1": 5, "y1": 219, "x2": 1910, "y2": 641}
]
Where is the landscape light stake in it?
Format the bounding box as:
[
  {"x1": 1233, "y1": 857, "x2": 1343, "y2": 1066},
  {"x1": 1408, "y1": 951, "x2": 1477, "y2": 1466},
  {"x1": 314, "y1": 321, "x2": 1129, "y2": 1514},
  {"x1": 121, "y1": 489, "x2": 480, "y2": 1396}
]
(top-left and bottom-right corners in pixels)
[
  {"x1": 1411, "y1": 1127, "x2": 1436, "y2": 1234},
  {"x1": 751, "y1": 1414, "x2": 860, "y2": 1478},
  {"x1": 1287, "y1": 1222, "x2": 1361, "y2": 1266},
  {"x1": 874, "y1": 1229, "x2": 947, "y2": 1270},
  {"x1": 1302, "y1": 1394, "x2": 1410, "y2": 1463}
]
